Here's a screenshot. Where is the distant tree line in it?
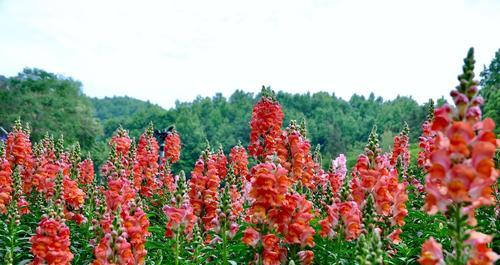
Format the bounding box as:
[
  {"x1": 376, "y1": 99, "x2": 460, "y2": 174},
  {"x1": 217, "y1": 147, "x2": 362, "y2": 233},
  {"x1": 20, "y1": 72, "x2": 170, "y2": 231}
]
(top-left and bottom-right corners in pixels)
[{"x1": 1, "y1": 49, "x2": 498, "y2": 172}]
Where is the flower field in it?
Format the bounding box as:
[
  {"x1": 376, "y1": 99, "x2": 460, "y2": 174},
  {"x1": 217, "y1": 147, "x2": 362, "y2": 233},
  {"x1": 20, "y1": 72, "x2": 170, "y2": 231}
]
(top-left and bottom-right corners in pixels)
[{"x1": 0, "y1": 49, "x2": 498, "y2": 265}]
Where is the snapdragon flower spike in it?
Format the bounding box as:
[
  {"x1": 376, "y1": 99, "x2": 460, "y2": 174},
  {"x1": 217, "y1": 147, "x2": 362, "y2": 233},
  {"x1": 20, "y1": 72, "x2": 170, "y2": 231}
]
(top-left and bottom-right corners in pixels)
[
  {"x1": 163, "y1": 128, "x2": 181, "y2": 163},
  {"x1": 101, "y1": 146, "x2": 137, "y2": 212},
  {"x1": 187, "y1": 148, "x2": 221, "y2": 233},
  {"x1": 339, "y1": 201, "x2": 363, "y2": 241},
  {"x1": 0, "y1": 151, "x2": 13, "y2": 214},
  {"x1": 77, "y1": 157, "x2": 95, "y2": 186},
  {"x1": 243, "y1": 163, "x2": 290, "y2": 264},
  {"x1": 110, "y1": 127, "x2": 132, "y2": 157},
  {"x1": 163, "y1": 202, "x2": 197, "y2": 239},
  {"x1": 92, "y1": 228, "x2": 135, "y2": 265},
  {"x1": 215, "y1": 146, "x2": 228, "y2": 179},
  {"x1": 328, "y1": 154, "x2": 347, "y2": 197},
  {"x1": 30, "y1": 216, "x2": 74, "y2": 265},
  {"x1": 420, "y1": 48, "x2": 499, "y2": 263},
  {"x1": 273, "y1": 120, "x2": 317, "y2": 191},
  {"x1": 318, "y1": 202, "x2": 339, "y2": 239},
  {"x1": 223, "y1": 168, "x2": 244, "y2": 238},
  {"x1": 120, "y1": 204, "x2": 150, "y2": 264},
  {"x1": 62, "y1": 176, "x2": 85, "y2": 210},
  {"x1": 159, "y1": 163, "x2": 176, "y2": 194},
  {"x1": 349, "y1": 127, "x2": 409, "y2": 242},
  {"x1": 201, "y1": 153, "x2": 221, "y2": 232},
  {"x1": 164, "y1": 173, "x2": 197, "y2": 239},
  {"x1": 246, "y1": 162, "x2": 290, "y2": 224},
  {"x1": 248, "y1": 86, "x2": 284, "y2": 160},
  {"x1": 424, "y1": 48, "x2": 498, "y2": 225},
  {"x1": 229, "y1": 143, "x2": 249, "y2": 181},
  {"x1": 32, "y1": 137, "x2": 58, "y2": 198},
  {"x1": 418, "y1": 101, "x2": 437, "y2": 170},
  {"x1": 391, "y1": 182, "x2": 409, "y2": 227},
  {"x1": 268, "y1": 193, "x2": 316, "y2": 248},
  {"x1": 5, "y1": 120, "x2": 34, "y2": 194},
  {"x1": 133, "y1": 125, "x2": 160, "y2": 197},
  {"x1": 390, "y1": 123, "x2": 410, "y2": 171}
]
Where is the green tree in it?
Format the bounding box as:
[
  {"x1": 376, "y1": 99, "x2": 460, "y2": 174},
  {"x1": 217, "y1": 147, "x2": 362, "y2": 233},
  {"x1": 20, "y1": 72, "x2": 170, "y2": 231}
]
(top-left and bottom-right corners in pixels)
[
  {"x1": 0, "y1": 68, "x2": 103, "y2": 152},
  {"x1": 480, "y1": 49, "x2": 500, "y2": 134}
]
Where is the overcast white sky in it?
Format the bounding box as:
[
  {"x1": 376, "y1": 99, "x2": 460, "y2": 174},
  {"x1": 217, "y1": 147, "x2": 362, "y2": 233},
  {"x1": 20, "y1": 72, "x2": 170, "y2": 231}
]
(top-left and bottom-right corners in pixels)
[{"x1": 0, "y1": 0, "x2": 499, "y2": 109}]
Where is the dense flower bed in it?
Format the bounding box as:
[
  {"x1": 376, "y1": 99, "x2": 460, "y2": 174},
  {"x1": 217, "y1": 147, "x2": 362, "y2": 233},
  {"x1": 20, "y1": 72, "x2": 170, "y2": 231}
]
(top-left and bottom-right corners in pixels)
[{"x1": 0, "y1": 49, "x2": 498, "y2": 265}]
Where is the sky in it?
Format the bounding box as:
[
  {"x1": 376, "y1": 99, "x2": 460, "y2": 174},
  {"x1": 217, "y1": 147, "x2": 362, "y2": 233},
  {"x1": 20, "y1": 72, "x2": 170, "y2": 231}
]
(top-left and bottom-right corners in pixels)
[{"x1": 0, "y1": 0, "x2": 499, "y2": 109}]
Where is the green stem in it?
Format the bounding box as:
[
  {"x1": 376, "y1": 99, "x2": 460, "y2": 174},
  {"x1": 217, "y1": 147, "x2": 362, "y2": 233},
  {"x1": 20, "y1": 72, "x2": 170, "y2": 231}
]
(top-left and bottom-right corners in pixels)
[
  {"x1": 5, "y1": 218, "x2": 15, "y2": 265},
  {"x1": 454, "y1": 203, "x2": 464, "y2": 265},
  {"x1": 221, "y1": 221, "x2": 228, "y2": 265},
  {"x1": 174, "y1": 232, "x2": 180, "y2": 265}
]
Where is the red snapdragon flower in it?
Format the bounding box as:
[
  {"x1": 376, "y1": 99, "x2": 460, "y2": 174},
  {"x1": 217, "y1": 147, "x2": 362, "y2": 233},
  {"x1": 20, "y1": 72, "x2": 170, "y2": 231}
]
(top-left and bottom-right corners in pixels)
[
  {"x1": 63, "y1": 176, "x2": 85, "y2": 210},
  {"x1": 121, "y1": 206, "x2": 150, "y2": 264},
  {"x1": 110, "y1": 128, "x2": 132, "y2": 157},
  {"x1": 338, "y1": 201, "x2": 362, "y2": 241},
  {"x1": 5, "y1": 123, "x2": 34, "y2": 194},
  {"x1": 0, "y1": 156, "x2": 12, "y2": 214},
  {"x1": 418, "y1": 237, "x2": 444, "y2": 265},
  {"x1": 93, "y1": 233, "x2": 135, "y2": 265},
  {"x1": 215, "y1": 148, "x2": 228, "y2": 179},
  {"x1": 188, "y1": 152, "x2": 221, "y2": 232},
  {"x1": 32, "y1": 141, "x2": 58, "y2": 198},
  {"x1": 133, "y1": 128, "x2": 160, "y2": 197},
  {"x1": 30, "y1": 216, "x2": 74, "y2": 265},
  {"x1": 78, "y1": 158, "x2": 95, "y2": 185},
  {"x1": 242, "y1": 227, "x2": 260, "y2": 247},
  {"x1": 390, "y1": 128, "x2": 410, "y2": 170},
  {"x1": 318, "y1": 203, "x2": 339, "y2": 239},
  {"x1": 163, "y1": 203, "x2": 197, "y2": 239},
  {"x1": 465, "y1": 231, "x2": 499, "y2": 265},
  {"x1": 248, "y1": 90, "x2": 284, "y2": 159},
  {"x1": 418, "y1": 120, "x2": 436, "y2": 170},
  {"x1": 328, "y1": 154, "x2": 347, "y2": 196},
  {"x1": 247, "y1": 163, "x2": 290, "y2": 224},
  {"x1": 229, "y1": 144, "x2": 249, "y2": 181},
  {"x1": 163, "y1": 130, "x2": 181, "y2": 163},
  {"x1": 298, "y1": 250, "x2": 314, "y2": 265}
]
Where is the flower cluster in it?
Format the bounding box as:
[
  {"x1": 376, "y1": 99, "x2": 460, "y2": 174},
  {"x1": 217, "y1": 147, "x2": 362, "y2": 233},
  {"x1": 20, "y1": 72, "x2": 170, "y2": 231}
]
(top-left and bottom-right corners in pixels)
[
  {"x1": 229, "y1": 144, "x2": 249, "y2": 181},
  {"x1": 423, "y1": 52, "x2": 497, "y2": 223},
  {"x1": 0, "y1": 154, "x2": 12, "y2": 214},
  {"x1": 30, "y1": 216, "x2": 74, "y2": 265},
  {"x1": 390, "y1": 123, "x2": 410, "y2": 171},
  {"x1": 243, "y1": 161, "x2": 317, "y2": 264},
  {"x1": 5, "y1": 120, "x2": 34, "y2": 194},
  {"x1": 92, "y1": 228, "x2": 135, "y2": 265},
  {"x1": 276, "y1": 121, "x2": 316, "y2": 189},
  {"x1": 347, "y1": 128, "x2": 409, "y2": 243},
  {"x1": 418, "y1": 102, "x2": 437, "y2": 171},
  {"x1": 420, "y1": 48, "x2": 499, "y2": 264},
  {"x1": 78, "y1": 158, "x2": 94, "y2": 186},
  {"x1": 163, "y1": 203, "x2": 197, "y2": 238},
  {"x1": 248, "y1": 87, "x2": 284, "y2": 159},
  {"x1": 163, "y1": 173, "x2": 197, "y2": 239},
  {"x1": 121, "y1": 205, "x2": 150, "y2": 264},
  {"x1": 133, "y1": 126, "x2": 160, "y2": 197},
  {"x1": 163, "y1": 129, "x2": 181, "y2": 163},
  {"x1": 188, "y1": 149, "x2": 221, "y2": 233},
  {"x1": 328, "y1": 154, "x2": 347, "y2": 197},
  {"x1": 32, "y1": 137, "x2": 58, "y2": 197}
]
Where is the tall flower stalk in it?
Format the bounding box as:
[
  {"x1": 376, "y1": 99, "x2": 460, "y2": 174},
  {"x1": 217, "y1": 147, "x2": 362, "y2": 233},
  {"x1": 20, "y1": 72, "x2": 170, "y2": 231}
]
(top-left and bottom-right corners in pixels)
[{"x1": 419, "y1": 48, "x2": 499, "y2": 265}]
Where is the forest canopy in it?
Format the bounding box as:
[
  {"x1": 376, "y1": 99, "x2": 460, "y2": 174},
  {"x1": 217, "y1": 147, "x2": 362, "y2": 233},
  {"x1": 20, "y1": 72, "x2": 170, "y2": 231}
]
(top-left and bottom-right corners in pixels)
[{"x1": 1, "y1": 49, "x2": 498, "y2": 171}]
